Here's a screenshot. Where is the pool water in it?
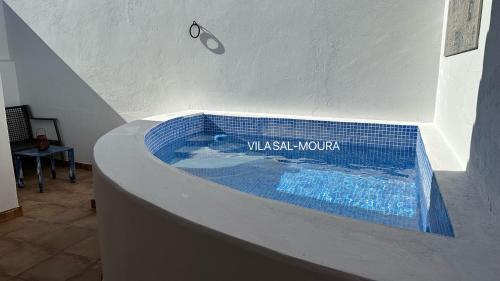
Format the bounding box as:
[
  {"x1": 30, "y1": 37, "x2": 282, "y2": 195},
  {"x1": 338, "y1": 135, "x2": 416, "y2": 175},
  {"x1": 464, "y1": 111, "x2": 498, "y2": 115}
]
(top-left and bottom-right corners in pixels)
[{"x1": 155, "y1": 133, "x2": 424, "y2": 232}]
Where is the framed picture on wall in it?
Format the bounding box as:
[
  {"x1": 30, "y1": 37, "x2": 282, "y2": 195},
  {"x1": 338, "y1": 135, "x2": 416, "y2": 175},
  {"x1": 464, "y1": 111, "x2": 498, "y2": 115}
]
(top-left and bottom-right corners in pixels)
[{"x1": 444, "y1": 0, "x2": 483, "y2": 56}]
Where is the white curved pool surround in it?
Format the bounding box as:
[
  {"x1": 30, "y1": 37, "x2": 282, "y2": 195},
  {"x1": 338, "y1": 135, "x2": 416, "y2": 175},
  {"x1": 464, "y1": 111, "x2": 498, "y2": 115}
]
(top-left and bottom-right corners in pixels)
[{"x1": 93, "y1": 112, "x2": 468, "y2": 281}]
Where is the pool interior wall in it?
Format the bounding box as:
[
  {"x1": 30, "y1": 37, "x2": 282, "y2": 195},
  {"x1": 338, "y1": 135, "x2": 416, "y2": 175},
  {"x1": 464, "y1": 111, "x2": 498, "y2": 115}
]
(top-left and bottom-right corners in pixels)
[{"x1": 145, "y1": 114, "x2": 454, "y2": 237}]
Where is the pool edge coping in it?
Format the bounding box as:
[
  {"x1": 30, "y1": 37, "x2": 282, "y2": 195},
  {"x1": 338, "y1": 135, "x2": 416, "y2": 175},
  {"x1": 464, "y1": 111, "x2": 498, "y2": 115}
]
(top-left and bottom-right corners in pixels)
[{"x1": 94, "y1": 111, "x2": 498, "y2": 281}]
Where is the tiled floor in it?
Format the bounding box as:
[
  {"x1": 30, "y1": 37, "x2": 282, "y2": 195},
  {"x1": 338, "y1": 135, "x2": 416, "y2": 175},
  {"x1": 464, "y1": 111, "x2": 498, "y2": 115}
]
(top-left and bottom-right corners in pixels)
[{"x1": 0, "y1": 166, "x2": 100, "y2": 281}]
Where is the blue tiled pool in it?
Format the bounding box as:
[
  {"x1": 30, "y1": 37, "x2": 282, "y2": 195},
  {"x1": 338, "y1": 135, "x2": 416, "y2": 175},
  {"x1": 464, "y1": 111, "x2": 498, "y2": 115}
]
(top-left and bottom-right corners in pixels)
[{"x1": 145, "y1": 114, "x2": 454, "y2": 236}]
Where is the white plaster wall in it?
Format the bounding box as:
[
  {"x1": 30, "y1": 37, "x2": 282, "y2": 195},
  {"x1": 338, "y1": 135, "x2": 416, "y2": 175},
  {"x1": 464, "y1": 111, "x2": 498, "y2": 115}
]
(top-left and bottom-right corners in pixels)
[
  {"x1": 466, "y1": 0, "x2": 500, "y2": 216},
  {"x1": 0, "y1": 1, "x2": 20, "y2": 106},
  {"x1": 0, "y1": 61, "x2": 20, "y2": 106},
  {"x1": 435, "y1": 0, "x2": 500, "y2": 215},
  {"x1": 4, "y1": 0, "x2": 444, "y2": 123},
  {"x1": 4, "y1": 4, "x2": 125, "y2": 164},
  {"x1": 0, "y1": 74, "x2": 19, "y2": 212},
  {"x1": 0, "y1": 0, "x2": 10, "y2": 60},
  {"x1": 434, "y1": 0, "x2": 492, "y2": 168}
]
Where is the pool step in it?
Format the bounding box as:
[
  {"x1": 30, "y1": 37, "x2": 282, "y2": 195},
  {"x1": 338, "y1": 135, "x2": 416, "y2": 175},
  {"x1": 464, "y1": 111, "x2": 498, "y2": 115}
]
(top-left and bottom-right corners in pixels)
[
  {"x1": 185, "y1": 135, "x2": 216, "y2": 146},
  {"x1": 172, "y1": 146, "x2": 198, "y2": 159}
]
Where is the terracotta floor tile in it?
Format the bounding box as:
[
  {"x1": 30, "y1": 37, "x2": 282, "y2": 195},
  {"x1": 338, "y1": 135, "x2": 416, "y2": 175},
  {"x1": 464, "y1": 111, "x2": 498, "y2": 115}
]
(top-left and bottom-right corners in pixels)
[
  {"x1": 65, "y1": 235, "x2": 100, "y2": 261},
  {"x1": 67, "y1": 171, "x2": 92, "y2": 184},
  {"x1": 0, "y1": 243, "x2": 54, "y2": 276},
  {"x1": 70, "y1": 184, "x2": 94, "y2": 196},
  {"x1": 33, "y1": 192, "x2": 90, "y2": 209},
  {"x1": 53, "y1": 183, "x2": 92, "y2": 196},
  {"x1": 76, "y1": 199, "x2": 95, "y2": 210},
  {"x1": 19, "y1": 254, "x2": 91, "y2": 281},
  {"x1": 44, "y1": 208, "x2": 95, "y2": 224},
  {"x1": 70, "y1": 215, "x2": 97, "y2": 230},
  {"x1": 17, "y1": 167, "x2": 75, "y2": 189},
  {"x1": 0, "y1": 167, "x2": 99, "y2": 280},
  {"x1": 4, "y1": 221, "x2": 63, "y2": 242},
  {"x1": 0, "y1": 239, "x2": 21, "y2": 256},
  {"x1": 67, "y1": 262, "x2": 101, "y2": 281},
  {"x1": 34, "y1": 226, "x2": 94, "y2": 251},
  {"x1": 18, "y1": 200, "x2": 44, "y2": 212},
  {"x1": 0, "y1": 217, "x2": 36, "y2": 236},
  {"x1": 0, "y1": 273, "x2": 12, "y2": 281},
  {"x1": 15, "y1": 191, "x2": 37, "y2": 203},
  {"x1": 0, "y1": 275, "x2": 24, "y2": 281},
  {"x1": 23, "y1": 204, "x2": 67, "y2": 222},
  {"x1": 75, "y1": 178, "x2": 93, "y2": 189}
]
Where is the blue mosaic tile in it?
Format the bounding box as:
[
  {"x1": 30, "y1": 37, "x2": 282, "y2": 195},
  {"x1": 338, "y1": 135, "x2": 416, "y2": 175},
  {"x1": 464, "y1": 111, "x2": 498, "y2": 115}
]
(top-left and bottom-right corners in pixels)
[
  {"x1": 145, "y1": 115, "x2": 205, "y2": 154},
  {"x1": 415, "y1": 132, "x2": 454, "y2": 236},
  {"x1": 145, "y1": 114, "x2": 453, "y2": 236},
  {"x1": 202, "y1": 115, "x2": 418, "y2": 148}
]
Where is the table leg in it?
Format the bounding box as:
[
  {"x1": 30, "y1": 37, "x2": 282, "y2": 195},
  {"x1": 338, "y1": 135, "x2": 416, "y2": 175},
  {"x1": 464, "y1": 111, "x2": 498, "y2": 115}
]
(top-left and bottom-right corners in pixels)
[
  {"x1": 36, "y1": 156, "x2": 44, "y2": 192},
  {"x1": 50, "y1": 156, "x2": 57, "y2": 179},
  {"x1": 15, "y1": 156, "x2": 24, "y2": 188},
  {"x1": 68, "y1": 149, "x2": 76, "y2": 183}
]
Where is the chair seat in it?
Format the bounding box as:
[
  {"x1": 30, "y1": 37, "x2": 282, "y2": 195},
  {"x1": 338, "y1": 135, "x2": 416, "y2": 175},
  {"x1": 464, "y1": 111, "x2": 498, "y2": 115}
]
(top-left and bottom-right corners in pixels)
[{"x1": 10, "y1": 140, "x2": 36, "y2": 153}]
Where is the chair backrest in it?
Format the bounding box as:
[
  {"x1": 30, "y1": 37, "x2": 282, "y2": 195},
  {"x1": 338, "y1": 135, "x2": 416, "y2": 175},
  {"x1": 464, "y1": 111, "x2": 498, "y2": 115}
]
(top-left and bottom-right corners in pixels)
[{"x1": 5, "y1": 105, "x2": 33, "y2": 143}]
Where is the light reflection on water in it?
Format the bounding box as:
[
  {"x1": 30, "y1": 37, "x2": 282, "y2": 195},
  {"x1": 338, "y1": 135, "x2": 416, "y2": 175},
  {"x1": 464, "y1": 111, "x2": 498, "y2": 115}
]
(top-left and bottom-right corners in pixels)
[{"x1": 155, "y1": 133, "x2": 420, "y2": 231}]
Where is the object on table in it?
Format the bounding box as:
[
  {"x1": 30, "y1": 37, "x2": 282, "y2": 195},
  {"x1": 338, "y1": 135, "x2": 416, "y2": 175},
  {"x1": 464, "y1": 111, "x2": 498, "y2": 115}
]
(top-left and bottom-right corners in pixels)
[{"x1": 35, "y1": 128, "x2": 50, "y2": 151}]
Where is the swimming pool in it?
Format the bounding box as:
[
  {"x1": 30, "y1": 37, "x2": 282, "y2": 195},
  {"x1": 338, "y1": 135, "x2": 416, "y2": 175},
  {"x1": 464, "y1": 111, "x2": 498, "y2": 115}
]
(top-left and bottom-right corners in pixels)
[{"x1": 145, "y1": 114, "x2": 453, "y2": 236}]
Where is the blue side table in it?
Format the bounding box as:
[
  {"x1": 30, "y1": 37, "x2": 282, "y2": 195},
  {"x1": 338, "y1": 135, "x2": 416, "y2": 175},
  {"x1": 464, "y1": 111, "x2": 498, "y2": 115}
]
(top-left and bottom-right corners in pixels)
[{"x1": 14, "y1": 146, "x2": 76, "y2": 193}]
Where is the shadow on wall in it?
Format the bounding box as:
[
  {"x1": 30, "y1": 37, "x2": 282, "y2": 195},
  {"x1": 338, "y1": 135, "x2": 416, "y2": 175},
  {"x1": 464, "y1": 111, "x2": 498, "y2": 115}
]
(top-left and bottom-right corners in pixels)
[
  {"x1": 467, "y1": 0, "x2": 500, "y2": 216},
  {"x1": 199, "y1": 26, "x2": 225, "y2": 55},
  {"x1": 3, "y1": 4, "x2": 125, "y2": 164}
]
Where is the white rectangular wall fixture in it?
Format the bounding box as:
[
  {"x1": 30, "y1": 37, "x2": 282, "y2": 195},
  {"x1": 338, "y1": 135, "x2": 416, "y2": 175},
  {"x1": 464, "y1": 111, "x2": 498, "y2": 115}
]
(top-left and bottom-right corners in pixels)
[{"x1": 444, "y1": 0, "x2": 484, "y2": 56}]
